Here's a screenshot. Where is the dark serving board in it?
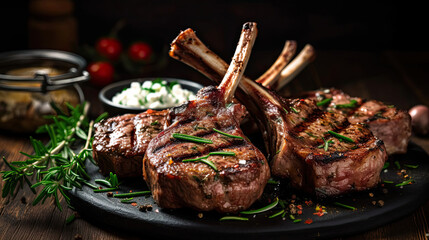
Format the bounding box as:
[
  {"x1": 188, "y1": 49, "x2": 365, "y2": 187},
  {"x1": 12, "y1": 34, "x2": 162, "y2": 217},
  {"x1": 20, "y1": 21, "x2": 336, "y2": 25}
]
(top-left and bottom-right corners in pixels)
[{"x1": 69, "y1": 142, "x2": 429, "y2": 240}]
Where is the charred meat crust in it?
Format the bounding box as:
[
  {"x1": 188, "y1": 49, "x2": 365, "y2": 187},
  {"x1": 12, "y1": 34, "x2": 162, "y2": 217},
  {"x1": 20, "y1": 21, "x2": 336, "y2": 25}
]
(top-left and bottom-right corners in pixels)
[
  {"x1": 92, "y1": 110, "x2": 168, "y2": 177},
  {"x1": 143, "y1": 87, "x2": 270, "y2": 213}
]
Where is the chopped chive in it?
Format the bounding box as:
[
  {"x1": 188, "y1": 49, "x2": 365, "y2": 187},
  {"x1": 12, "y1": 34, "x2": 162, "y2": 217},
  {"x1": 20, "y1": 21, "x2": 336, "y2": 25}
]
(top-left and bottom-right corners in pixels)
[
  {"x1": 267, "y1": 179, "x2": 279, "y2": 184},
  {"x1": 383, "y1": 180, "x2": 394, "y2": 184},
  {"x1": 317, "y1": 97, "x2": 333, "y2": 107},
  {"x1": 290, "y1": 107, "x2": 299, "y2": 113},
  {"x1": 151, "y1": 120, "x2": 159, "y2": 126},
  {"x1": 335, "y1": 99, "x2": 358, "y2": 109},
  {"x1": 333, "y1": 202, "x2": 356, "y2": 211},
  {"x1": 93, "y1": 187, "x2": 118, "y2": 193},
  {"x1": 382, "y1": 162, "x2": 390, "y2": 170},
  {"x1": 289, "y1": 214, "x2": 295, "y2": 220},
  {"x1": 138, "y1": 99, "x2": 144, "y2": 105},
  {"x1": 293, "y1": 219, "x2": 302, "y2": 223},
  {"x1": 275, "y1": 149, "x2": 281, "y2": 154},
  {"x1": 113, "y1": 191, "x2": 151, "y2": 198},
  {"x1": 395, "y1": 179, "x2": 414, "y2": 187},
  {"x1": 120, "y1": 197, "x2": 135, "y2": 203},
  {"x1": 65, "y1": 213, "x2": 76, "y2": 225},
  {"x1": 219, "y1": 216, "x2": 249, "y2": 221},
  {"x1": 209, "y1": 151, "x2": 236, "y2": 156},
  {"x1": 172, "y1": 133, "x2": 213, "y2": 144},
  {"x1": 240, "y1": 198, "x2": 279, "y2": 215},
  {"x1": 404, "y1": 164, "x2": 418, "y2": 169},
  {"x1": 213, "y1": 128, "x2": 244, "y2": 140},
  {"x1": 197, "y1": 158, "x2": 218, "y2": 171},
  {"x1": 268, "y1": 209, "x2": 285, "y2": 218},
  {"x1": 94, "y1": 179, "x2": 112, "y2": 188},
  {"x1": 328, "y1": 130, "x2": 355, "y2": 143},
  {"x1": 283, "y1": 108, "x2": 289, "y2": 114},
  {"x1": 394, "y1": 160, "x2": 401, "y2": 170}
]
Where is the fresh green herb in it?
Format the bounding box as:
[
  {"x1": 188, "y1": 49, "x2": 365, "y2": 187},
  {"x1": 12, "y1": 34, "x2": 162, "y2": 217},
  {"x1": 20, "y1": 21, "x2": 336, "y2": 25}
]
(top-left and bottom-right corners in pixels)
[
  {"x1": 226, "y1": 102, "x2": 234, "y2": 108},
  {"x1": 317, "y1": 97, "x2": 333, "y2": 107},
  {"x1": 151, "y1": 120, "x2": 159, "y2": 126},
  {"x1": 404, "y1": 164, "x2": 418, "y2": 169},
  {"x1": 335, "y1": 99, "x2": 358, "y2": 109},
  {"x1": 290, "y1": 107, "x2": 299, "y2": 113},
  {"x1": 138, "y1": 99, "x2": 144, "y2": 105},
  {"x1": 120, "y1": 197, "x2": 135, "y2": 203},
  {"x1": 172, "y1": 133, "x2": 213, "y2": 144},
  {"x1": 267, "y1": 179, "x2": 279, "y2": 184},
  {"x1": 1, "y1": 103, "x2": 94, "y2": 211},
  {"x1": 395, "y1": 179, "x2": 414, "y2": 187},
  {"x1": 394, "y1": 160, "x2": 401, "y2": 170},
  {"x1": 94, "y1": 179, "x2": 112, "y2": 188},
  {"x1": 65, "y1": 213, "x2": 76, "y2": 225},
  {"x1": 289, "y1": 214, "x2": 296, "y2": 220},
  {"x1": 293, "y1": 219, "x2": 302, "y2": 223},
  {"x1": 333, "y1": 202, "x2": 356, "y2": 211},
  {"x1": 240, "y1": 198, "x2": 279, "y2": 215},
  {"x1": 383, "y1": 180, "x2": 394, "y2": 184},
  {"x1": 268, "y1": 209, "x2": 285, "y2": 218},
  {"x1": 213, "y1": 128, "x2": 244, "y2": 140},
  {"x1": 113, "y1": 191, "x2": 151, "y2": 198},
  {"x1": 182, "y1": 152, "x2": 235, "y2": 171},
  {"x1": 328, "y1": 130, "x2": 355, "y2": 143},
  {"x1": 93, "y1": 187, "x2": 118, "y2": 193},
  {"x1": 275, "y1": 149, "x2": 281, "y2": 154},
  {"x1": 219, "y1": 216, "x2": 249, "y2": 221},
  {"x1": 382, "y1": 162, "x2": 390, "y2": 170},
  {"x1": 283, "y1": 108, "x2": 289, "y2": 114},
  {"x1": 318, "y1": 137, "x2": 334, "y2": 152}
]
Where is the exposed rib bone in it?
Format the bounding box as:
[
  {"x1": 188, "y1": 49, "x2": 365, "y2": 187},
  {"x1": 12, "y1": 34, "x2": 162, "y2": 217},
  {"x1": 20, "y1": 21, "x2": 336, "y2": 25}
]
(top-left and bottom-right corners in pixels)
[
  {"x1": 255, "y1": 41, "x2": 297, "y2": 86},
  {"x1": 219, "y1": 22, "x2": 257, "y2": 103},
  {"x1": 270, "y1": 44, "x2": 316, "y2": 90}
]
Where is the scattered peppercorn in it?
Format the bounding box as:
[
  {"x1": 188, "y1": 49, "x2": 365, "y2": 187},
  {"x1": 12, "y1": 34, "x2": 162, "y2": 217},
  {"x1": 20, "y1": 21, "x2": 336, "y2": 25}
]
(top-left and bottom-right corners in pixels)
[
  {"x1": 20, "y1": 196, "x2": 27, "y2": 204},
  {"x1": 369, "y1": 193, "x2": 374, "y2": 198},
  {"x1": 198, "y1": 213, "x2": 204, "y2": 218},
  {"x1": 377, "y1": 200, "x2": 385, "y2": 207},
  {"x1": 106, "y1": 192, "x2": 113, "y2": 197}
]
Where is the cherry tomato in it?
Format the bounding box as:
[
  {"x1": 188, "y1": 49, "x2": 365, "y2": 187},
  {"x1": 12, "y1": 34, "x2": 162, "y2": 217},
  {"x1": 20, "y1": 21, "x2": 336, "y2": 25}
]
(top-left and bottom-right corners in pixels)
[
  {"x1": 128, "y1": 42, "x2": 153, "y2": 61},
  {"x1": 96, "y1": 38, "x2": 122, "y2": 60},
  {"x1": 87, "y1": 62, "x2": 114, "y2": 87}
]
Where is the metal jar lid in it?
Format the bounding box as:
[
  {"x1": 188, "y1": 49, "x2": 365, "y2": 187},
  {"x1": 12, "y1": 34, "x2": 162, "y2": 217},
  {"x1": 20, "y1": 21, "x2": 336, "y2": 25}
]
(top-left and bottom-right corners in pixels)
[{"x1": 0, "y1": 49, "x2": 89, "y2": 93}]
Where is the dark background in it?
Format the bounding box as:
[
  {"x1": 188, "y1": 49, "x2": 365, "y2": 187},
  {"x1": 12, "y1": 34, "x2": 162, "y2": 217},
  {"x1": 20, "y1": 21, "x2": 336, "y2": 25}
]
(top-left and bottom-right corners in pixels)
[{"x1": 1, "y1": 1, "x2": 428, "y2": 82}]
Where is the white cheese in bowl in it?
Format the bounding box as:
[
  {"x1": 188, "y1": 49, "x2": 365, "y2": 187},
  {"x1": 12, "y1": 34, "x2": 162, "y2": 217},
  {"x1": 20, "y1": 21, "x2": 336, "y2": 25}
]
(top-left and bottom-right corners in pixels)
[{"x1": 112, "y1": 80, "x2": 196, "y2": 109}]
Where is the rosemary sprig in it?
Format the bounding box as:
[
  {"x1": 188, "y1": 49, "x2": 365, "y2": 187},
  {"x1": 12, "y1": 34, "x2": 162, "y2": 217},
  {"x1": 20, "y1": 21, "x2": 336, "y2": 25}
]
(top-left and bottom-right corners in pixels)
[
  {"x1": 0, "y1": 102, "x2": 103, "y2": 211},
  {"x1": 212, "y1": 128, "x2": 244, "y2": 140},
  {"x1": 334, "y1": 99, "x2": 358, "y2": 109},
  {"x1": 327, "y1": 130, "x2": 355, "y2": 143},
  {"x1": 172, "y1": 133, "x2": 213, "y2": 144},
  {"x1": 316, "y1": 97, "x2": 333, "y2": 107}
]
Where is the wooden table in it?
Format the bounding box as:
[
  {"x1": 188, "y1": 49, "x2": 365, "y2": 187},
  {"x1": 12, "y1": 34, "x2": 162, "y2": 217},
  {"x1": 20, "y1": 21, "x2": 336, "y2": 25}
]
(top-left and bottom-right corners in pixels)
[{"x1": 0, "y1": 50, "x2": 428, "y2": 239}]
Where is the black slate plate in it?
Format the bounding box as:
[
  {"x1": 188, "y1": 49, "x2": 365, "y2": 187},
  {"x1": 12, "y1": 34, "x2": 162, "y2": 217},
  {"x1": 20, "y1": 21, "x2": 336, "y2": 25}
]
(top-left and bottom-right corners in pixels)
[{"x1": 69, "y1": 142, "x2": 429, "y2": 240}]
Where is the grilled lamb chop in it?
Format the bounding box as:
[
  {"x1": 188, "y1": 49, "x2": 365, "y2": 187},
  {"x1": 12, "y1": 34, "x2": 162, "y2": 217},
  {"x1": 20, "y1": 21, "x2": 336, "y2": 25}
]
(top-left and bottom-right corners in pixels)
[
  {"x1": 169, "y1": 28, "x2": 387, "y2": 196},
  {"x1": 257, "y1": 45, "x2": 411, "y2": 155},
  {"x1": 295, "y1": 88, "x2": 412, "y2": 155},
  {"x1": 143, "y1": 22, "x2": 270, "y2": 212},
  {"x1": 93, "y1": 109, "x2": 168, "y2": 178}
]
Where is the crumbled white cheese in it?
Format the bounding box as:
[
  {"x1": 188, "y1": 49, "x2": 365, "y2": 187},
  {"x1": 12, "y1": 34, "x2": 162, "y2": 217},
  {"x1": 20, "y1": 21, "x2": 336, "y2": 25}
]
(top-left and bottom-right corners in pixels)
[
  {"x1": 112, "y1": 80, "x2": 196, "y2": 109},
  {"x1": 239, "y1": 160, "x2": 246, "y2": 165}
]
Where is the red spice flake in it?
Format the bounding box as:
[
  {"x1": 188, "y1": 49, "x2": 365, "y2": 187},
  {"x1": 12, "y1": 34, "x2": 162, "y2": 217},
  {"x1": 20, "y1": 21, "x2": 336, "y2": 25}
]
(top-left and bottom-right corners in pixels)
[
  {"x1": 146, "y1": 109, "x2": 154, "y2": 114},
  {"x1": 168, "y1": 159, "x2": 174, "y2": 165},
  {"x1": 131, "y1": 202, "x2": 138, "y2": 206},
  {"x1": 297, "y1": 205, "x2": 303, "y2": 210},
  {"x1": 98, "y1": 187, "x2": 103, "y2": 190},
  {"x1": 305, "y1": 200, "x2": 313, "y2": 206},
  {"x1": 129, "y1": 190, "x2": 133, "y2": 193},
  {"x1": 304, "y1": 218, "x2": 313, "y2": 224},
  {"x1": 313, "y1": 204, "x2": 327, "y2": 217},
  {"x1": 297, "y1": 210, "x2": 303, "y2": 215}
]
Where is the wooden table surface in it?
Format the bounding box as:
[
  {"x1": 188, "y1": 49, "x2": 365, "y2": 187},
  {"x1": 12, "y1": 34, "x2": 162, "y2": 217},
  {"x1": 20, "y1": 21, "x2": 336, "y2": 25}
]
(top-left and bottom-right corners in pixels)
[{"x1": 0, "y1": 49, "x2": 428, "y2": 240}]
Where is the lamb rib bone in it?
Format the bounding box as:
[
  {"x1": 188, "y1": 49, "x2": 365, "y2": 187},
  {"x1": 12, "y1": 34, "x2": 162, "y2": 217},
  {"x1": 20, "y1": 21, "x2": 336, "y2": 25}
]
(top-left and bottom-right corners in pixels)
[
  {"x1": 169, "y1": 28, "x2": 387, "y2": 196},
  {"x1": 255, "y1": 40, "x2": 297, "y2": 86}
]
